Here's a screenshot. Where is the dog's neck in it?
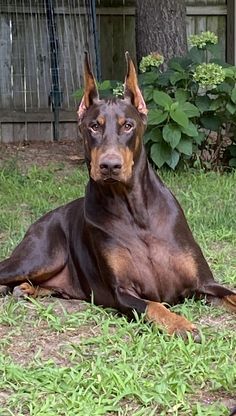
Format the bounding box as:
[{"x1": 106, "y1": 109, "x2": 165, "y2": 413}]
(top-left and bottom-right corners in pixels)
[{"x1": 85, "y1": 146, "x2": 164, "y2": 228}]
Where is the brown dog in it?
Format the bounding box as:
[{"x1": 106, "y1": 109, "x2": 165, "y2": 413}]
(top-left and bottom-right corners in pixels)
[{"x1": 0, "y1": 52, "x2": 235, "y2": 339}]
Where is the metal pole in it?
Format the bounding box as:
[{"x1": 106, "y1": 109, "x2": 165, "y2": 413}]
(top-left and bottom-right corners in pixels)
[
  {"x1": 90, "y1": 0, "x2": 101, "y2": 80},
  {"x1": 45, "y1": 0, "x2": 62, "y2": 141}
]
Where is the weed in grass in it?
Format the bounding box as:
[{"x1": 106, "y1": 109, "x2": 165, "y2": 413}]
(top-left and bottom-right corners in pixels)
[{"x1": 0, "y1": 298, "x2": 27, "y2": 327}]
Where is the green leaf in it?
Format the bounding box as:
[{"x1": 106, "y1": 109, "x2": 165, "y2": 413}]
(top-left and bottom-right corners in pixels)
[
  {"x1": 153, "y1": 91, "x2": 173, "y2": 108},
  {"x1": 216, "y1": 82, "x2": 232, "y2": 94},
  {"x1": 168, "y1": 58, "x2": 185, "y2": 72},
  {"x1": 170, "y1": 108, "x2": 189, "y2": 128},
  {"x1": 169, "y1": 56, "x2": 192, "y2": 70},
  {"x1": 195, "y1": 95, "x2": 211, "y2": 113},
  {"x1": 181, "y1": 102, "x2": 200, "y2": 117},
  {"x1": 138, "y1": 72, "x2": 158, "y2": 85},
  {"x1": 163, "y1": 124, "x2": 181, "y2": 148},
  {"x1": 148, "y1": 109, "x2": 168, "y2": 125},
  {"x1": 229, "y1": 157, "x2": 236, "y2": 167},
  {"x1": 166, "y1": 150, "x2": 180, "y2": 170},
  {"x1": 99, "y1": 80, "x2": 111, "y2": 90},
  {"x1": 226, "y1": 101, "x2": 236, "y2": 115},
  {"x1": 229, "y1": 145, "x2": 236, "y2": 157},
  {"x1": 170, "y1": 72, "x2": 187, "y2": 85},
  {"x1": 157, "y1": 70, "x2": 173, "y2": 86},
  {"x1": 194, "y1": 131, "x2": 206, "y2": 145},
  {"x1": 206, "y1": 43, "x2": 221, "y2": 59},
  {"x1": 231, "y1": 87, "x2": 236, "y2": 104},
  {"x1": 200, "y1": 116, "x2": 222, "y2": 131},
  {"x1": 150, "y1": 142, "x2": 172, "y2": 168},
  {"x1": 188, "y1": 47, "x2": 204, "y2": 64},
  {"x1": 170, "y1": 102, "x2": 179, "y2": 111},
  {"x1": 144, "y1": 127, "x2": 162, "y2": 144},
  {"x1": 209, "y1": 98, "x2": 223, "y2": 111},
  {"x1": 175, "y1": 89, "x2": 189, "y2": 104},
  {"x1": 181, "y1": 121, "x2": 198, "y2": 137},
  {"x1": 73, "y1": 88, "x2": 84, "y2": 100},
  {"x1": 176, "y1": 138, "x2": 193, "y2": 156},
  {"x1": 143, "y1": 86, "x2": 154, "y2": 102},
  {"x1": 224, "y1": 67, "x2": 236, "y2": 79}
]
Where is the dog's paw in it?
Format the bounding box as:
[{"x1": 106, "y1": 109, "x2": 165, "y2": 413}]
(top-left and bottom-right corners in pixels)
[
  {"x1": 224, "y1": 294, "x2": 236, "y2": 312},
  {"x1": 146, "y1": 301, "x2": 201, "y2": 342},
  {"x1": 12, "y1": 283, "x2": 36, "y2": 299},
  {"x1": 167, "y1": 313, "x2": 201, "y2": 342}
]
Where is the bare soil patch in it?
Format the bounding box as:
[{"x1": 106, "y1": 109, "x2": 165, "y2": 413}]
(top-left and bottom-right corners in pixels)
[
  {"x1": 0, "y1": 139, "x2": 84, "y2": 172},
  {"x1": 0, "y1": 298, "x2": 97, "y2": 366}
]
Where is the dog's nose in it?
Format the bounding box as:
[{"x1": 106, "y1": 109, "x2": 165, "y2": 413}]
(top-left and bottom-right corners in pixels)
[{"x1": 99, "y1": 155, "x2": 123, "y2": 176}]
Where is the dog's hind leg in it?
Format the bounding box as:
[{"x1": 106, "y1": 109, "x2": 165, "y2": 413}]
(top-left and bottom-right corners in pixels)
[
  {"x1": 197, "y1": 282, "x2": 236, "y2": 312},
  {"x1": 0, "y1": 217, "x2": 69, "y2": 298}
]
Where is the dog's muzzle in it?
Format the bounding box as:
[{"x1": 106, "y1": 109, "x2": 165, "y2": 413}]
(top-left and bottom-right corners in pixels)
[{"x1": 99, "y1": 153, "x2": 123, "y2": 181}]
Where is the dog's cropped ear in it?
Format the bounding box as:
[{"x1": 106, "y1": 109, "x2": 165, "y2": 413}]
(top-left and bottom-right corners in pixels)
[
  {"x1": 77, "y1": 52, "x2": 99, "y2": 121},
  {"x1": 124, "y1": 52, "x2": 147, "y2": 116}
]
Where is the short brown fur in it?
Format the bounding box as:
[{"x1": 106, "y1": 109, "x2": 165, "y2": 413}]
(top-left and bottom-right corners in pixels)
[{"x1": 0, "y1": 53, "x2": 235, "y2": 342}]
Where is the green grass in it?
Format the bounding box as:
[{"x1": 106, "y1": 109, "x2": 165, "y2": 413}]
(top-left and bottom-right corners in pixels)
[{"x1": 0, "y1": 163, "x2": 235, "y2": 415}]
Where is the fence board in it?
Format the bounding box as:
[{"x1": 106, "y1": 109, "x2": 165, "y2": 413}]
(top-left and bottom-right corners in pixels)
[
  {"x1": 207, "y1": 15, "x2": 226, "y2": 58},
  {"x1": 25, "y1": 14, "x2": 39, "y2": 109},
  {"x1": 39, "y1": 122, "x2": 53, "y2": 141},
  {"x1": 27, "y1": 122, "x2": 40, "y2": 141},
  {"x1": 99, "y1": 15, "x2": 114, "y2": 80},
  {"x1": 13, "y1": 123, "x2": 27, "y2": 142},
  {"x1": 123, "y1": 15, "x2": 136, "y2": 62},
  {"x1": 36, "y1": 13, "x2": 51, "y2": 108},
  {"x1": 186, "y1": 0, "x2": 226, "y2": 5},
  {"x1": 195, "y1": 16, "x2": 207, "y2": 34},
  {"x1": 12, "y1": 12, "x2": 25, "y2": 109},
  {"x1": 0, "y1": 15, "x2": 12, "y2": 109},
  {"x1": 0, "y1": 0, "x2": 233, "y2": 143},
  {"x1": 112, "y1": 16, "x2": 126, "y2": 79},
  {"x1": 186, "y1": 16, "x2": 195, "y2": 38},
  {"x1": 59, "y1": 122, "x2": 78, "y2": 140},
  {"x1": 1, "y1": 123, "x2": 14, "y2": 143}
]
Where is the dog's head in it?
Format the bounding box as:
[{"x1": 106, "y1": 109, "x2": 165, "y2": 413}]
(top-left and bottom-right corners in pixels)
[{"x1": 78, "y1": 52, "x2": 147, "y2": 185}]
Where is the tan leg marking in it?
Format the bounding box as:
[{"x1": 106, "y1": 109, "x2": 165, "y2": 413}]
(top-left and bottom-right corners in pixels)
[
  {"x1": 208, "y1": 294, "x2": 236, "y2": 313},
  {"x1": 104, "y1": 247, "x2": 131, "y2": 277},
  {"x1": 13, "y1": 282, "x2": 55, "y2": 299},
  {"x1": 222, "y1": 294, "x2": 236, "y2": 312},
  {"x1": 173, "y1": 252, "x2": 197, "y2": 281},
  {"x1": 146, "y1": 301, "x2": 197, "y2": 337}
]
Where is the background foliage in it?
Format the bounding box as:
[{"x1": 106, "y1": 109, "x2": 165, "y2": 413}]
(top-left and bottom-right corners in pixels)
[
  {"x1": 139, "y1": 33, "x2": 236, "y2": 170},
  {"x1": 75, "y1": 32, "x2": 236, "y2": 171}
]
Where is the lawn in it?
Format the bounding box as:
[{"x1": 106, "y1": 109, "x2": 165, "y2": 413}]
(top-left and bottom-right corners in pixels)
[{"x1": 0, "y1": 161, "x2": 235, "y2": 416}]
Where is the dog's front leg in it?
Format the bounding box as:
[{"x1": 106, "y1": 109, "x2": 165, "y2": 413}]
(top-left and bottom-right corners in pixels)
[{"x1": 115, "y1": 286, "x2": 200, "y2": 341}]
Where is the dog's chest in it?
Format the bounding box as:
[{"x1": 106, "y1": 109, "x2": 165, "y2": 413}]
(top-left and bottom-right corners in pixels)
[{"x1": 104, "y1": 230, "x2": 197, "y2": 303}]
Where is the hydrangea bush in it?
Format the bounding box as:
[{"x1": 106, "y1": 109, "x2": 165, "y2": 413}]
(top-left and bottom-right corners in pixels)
[
  {"x1": 138, "y1": 31, "x2": 236, "y2": 170},
  {"x1": 188, "y1": 31, "x2": 218, "y2": 49},
  {"x1": 139, "y1": 53, "x2": 164, "y2": 73},
  {"x1": 74, "y1": 32, "x2": 236, "y2": 169},
  {"x1": 193, "y1": 63, "x2": 226, "y2": 88}
]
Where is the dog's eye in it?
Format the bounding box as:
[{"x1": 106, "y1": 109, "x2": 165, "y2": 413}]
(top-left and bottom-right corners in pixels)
[
  {"x1": 90, "y1": 123, "x2": 99, "y2": 132},
  {"x1": 124, "y1": 122, "x2": 133, "y2": 132}
]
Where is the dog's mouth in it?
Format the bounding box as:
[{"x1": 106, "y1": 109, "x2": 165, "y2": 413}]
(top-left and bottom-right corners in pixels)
[{"x1": 102, "y1": 176, "x2": 121, "y2": 184}]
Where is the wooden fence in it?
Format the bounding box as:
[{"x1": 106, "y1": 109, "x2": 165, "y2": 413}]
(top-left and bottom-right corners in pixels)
[
  {"x1": 0, "y1": 0, "x2": 234, "y2": 143},
  {"x1": 97, "y1": 0, "x2": 230, "y2": 80},
  {"x1": 0, "y1": 0, "x2": 97, "y2": 143}
]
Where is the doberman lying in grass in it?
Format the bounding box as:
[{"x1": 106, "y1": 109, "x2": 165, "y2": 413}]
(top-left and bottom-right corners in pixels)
[{"x1": 0, "y1": 52, "x2": 235, "y2": 341}]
